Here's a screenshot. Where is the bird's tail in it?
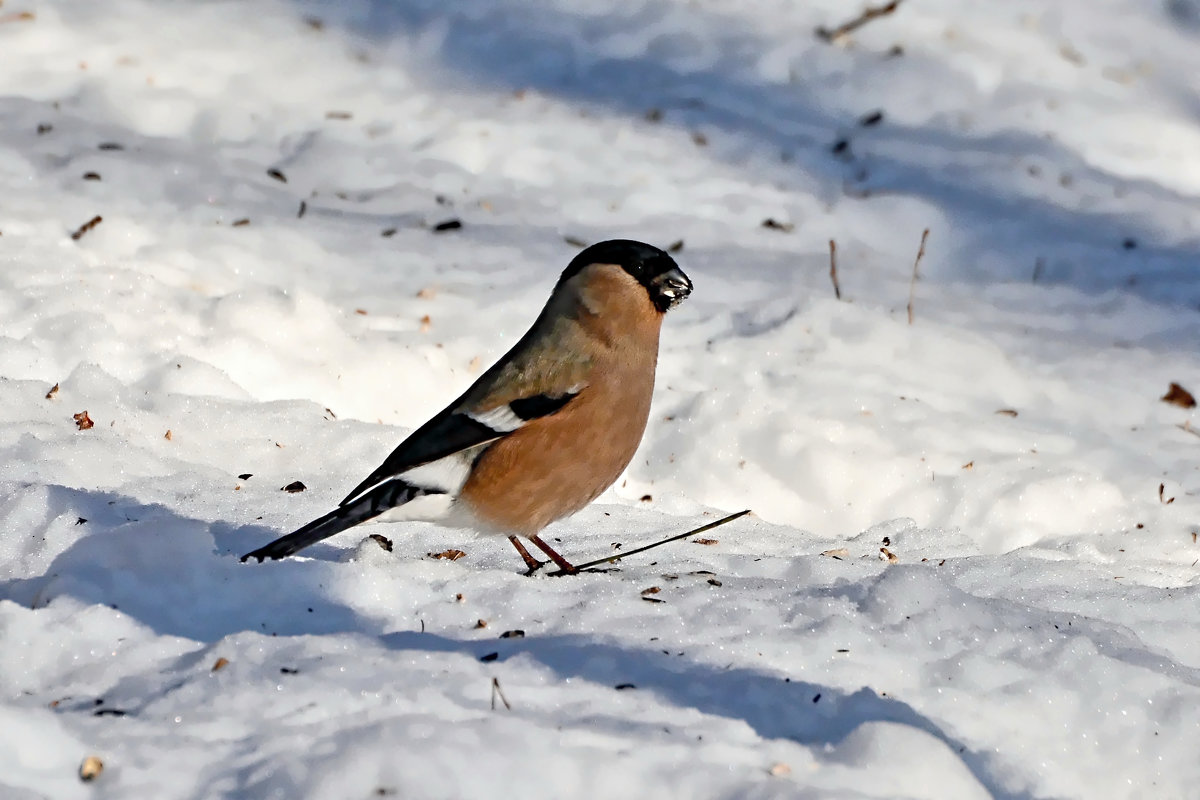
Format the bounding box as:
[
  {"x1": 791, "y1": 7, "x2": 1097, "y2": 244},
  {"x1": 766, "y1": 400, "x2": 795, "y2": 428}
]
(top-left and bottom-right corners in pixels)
[{"x1": 240, "y1": 480, "x2": 439, "y2": 562}]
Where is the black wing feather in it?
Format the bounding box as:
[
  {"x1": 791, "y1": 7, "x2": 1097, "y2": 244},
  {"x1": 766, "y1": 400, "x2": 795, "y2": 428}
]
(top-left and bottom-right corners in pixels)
[
  {"x1": 508, "y1": 393, "x2": 575, "y2": 420},
  {"x1": 338, "y1": 389, "x2": 581, "y2": 507},
  {"x1": 339, "y1": 411, "x2": 501, "y2": 505}
]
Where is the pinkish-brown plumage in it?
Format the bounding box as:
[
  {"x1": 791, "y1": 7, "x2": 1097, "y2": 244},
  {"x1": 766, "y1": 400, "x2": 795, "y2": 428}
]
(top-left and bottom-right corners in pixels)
[{"x1": 242, "y1": 240, "x2": 692, "y2": 573}]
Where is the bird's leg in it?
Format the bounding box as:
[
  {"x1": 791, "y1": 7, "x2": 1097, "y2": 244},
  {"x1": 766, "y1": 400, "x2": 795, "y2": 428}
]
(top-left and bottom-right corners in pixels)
[
  {"x1": 507, "y1": 536, "x2": 545, "y2": 573},
  {"x1": 528, "y1": 534, "x2": 578, "y2": 575}
]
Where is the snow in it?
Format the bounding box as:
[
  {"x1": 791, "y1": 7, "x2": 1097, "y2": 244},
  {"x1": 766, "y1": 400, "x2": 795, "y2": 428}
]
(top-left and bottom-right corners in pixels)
[{"x1": 3, "y1": 0, "x2": 1200, "y2": 797}]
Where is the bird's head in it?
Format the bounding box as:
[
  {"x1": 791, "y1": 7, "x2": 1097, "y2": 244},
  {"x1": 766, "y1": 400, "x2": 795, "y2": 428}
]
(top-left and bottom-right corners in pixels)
[{"x1": 560, "y1": 240, "x2": 692, "y2": 313}]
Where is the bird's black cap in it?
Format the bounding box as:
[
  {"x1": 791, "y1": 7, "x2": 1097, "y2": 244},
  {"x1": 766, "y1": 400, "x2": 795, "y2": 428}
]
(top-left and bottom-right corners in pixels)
[{"x1": 558, "y1": 239, "x2": 691, "y2": 311}]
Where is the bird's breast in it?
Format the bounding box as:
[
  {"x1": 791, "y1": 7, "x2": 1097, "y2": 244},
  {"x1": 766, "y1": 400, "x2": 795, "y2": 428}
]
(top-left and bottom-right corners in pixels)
[{"x1": 457, "y1": 358, "x2": 656, "y2": 535}]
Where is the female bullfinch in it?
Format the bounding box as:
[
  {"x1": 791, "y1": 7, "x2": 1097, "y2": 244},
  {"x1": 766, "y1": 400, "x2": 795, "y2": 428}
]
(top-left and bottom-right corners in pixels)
[{"x1": 242, "y1": 239, "x2": 692, "y2": 574}]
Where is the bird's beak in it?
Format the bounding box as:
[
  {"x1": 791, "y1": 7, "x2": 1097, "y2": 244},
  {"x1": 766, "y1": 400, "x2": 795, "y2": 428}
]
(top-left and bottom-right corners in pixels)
[{"x1": 652, "y1": 267, "x2": 693, "y2": 311}]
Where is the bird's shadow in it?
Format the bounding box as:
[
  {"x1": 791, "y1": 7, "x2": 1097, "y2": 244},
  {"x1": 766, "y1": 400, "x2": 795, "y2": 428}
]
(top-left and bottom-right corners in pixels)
[
  {"x1": 1, "y1": 483, "x2": 1034, "y2": 798},
  {"x1": 378, "y1": 629, "x2": 1032, "y2": 799}
]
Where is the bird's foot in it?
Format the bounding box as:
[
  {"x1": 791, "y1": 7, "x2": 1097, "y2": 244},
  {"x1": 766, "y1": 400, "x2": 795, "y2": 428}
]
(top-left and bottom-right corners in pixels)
[
  {"x1": 529, "y1": 534, "x2": 579, "y2": 575},
  {"x1": 508, "y1": 536, "x2": 546, "y2": 574},
  {"x1": 522, "y1": 561, "x2": 549, "y2": 577}
]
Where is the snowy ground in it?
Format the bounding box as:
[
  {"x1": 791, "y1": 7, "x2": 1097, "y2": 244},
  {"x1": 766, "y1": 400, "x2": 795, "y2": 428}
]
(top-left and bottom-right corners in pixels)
[{"x1": 3, "y1": 0, "x2": 1200, "y2": 797}]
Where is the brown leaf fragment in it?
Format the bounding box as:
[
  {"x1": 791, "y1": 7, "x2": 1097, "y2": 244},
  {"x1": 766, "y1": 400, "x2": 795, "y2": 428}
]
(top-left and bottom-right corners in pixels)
[
  {"x1": 761, "y1": 218, "x2": 794, "y2": 232},
  {"x1": 37, "y1": 123, "x2": 53, "y2": 135},
  {"x1": 667, "y1": 239, "x2": 684, "y2": 253},
  {"x1": 79, "y1": 756, "x2": 103, "y2": 782},
  {"x1": 821, "y1": 548, "x2": 849, "y2": 559},
  {"x1": 707, "y1": 578, "x2": 723, "y2": 587},
  {"x1": 381, "y1": 227, "x2": 397, "y2": 237},
  {"x1": 961, "y1": 460, "x2": 974, "y2": 469},
  {"x1": 281, "y1": 481, "x2": 306, "y2": 493},
  {"x1": 297, "y1": 200, "x2": 307, "y2": 218},
  {"x1": 355, "y1": 308, "x2": 368, "y2": 315},
  {"x1": 995, "y1": 408, "x2": 1018, "y2": 417},
  {"x1": 70, "y1": 215, "x2": 103, "y2": 240},
  {"x1": 640, "y1": 586, "x2": 661, "y2": 596},
  {"x1": 880, "y1": 546, "x2": 899, "y2": 563},
  {"x1": 474, "y1": 619, "x2": 488, "y2": 629},
  {"x1": 266, "y1": 168, "x2": 287, "y2": 183},
  {"x1": 693, "y1": 537, "x2": 719, "y2": 545},
  {"x1": 73, "y1": 410, "x2": 94, "y2": 430},
  {"x1": 369, "y1": 533, "x2": 393, "y2": 552},
  {"x1": 416, "y1": 286, "x2": 437, "y2": 299},
  {"x1": 82, "y1": 171, "x2": 101, "y2": 181},
  {"x1": 1059, "y1": 43, "x2": 1086, "y2": 66},
  {"x1": 419, "y1": 314, "x2": 432, "y2": 333},
  {"x1": 769, "y1": 763, "x2": 792, "y2": 777},
  {"x1": 430, "y1": 549, "x2": 466, "y2": 561},
  {"x1": 640, "y1": 494, "x2": 652, "y2": 502},
  {"x1": 211, "y1": 657, "x2": 229, "y2": 672},
  {"x1": 45, "y1": 382, "x2": 59, "y2": 399},
  {"x1": 231, "y1": 218, "x2": 250, "y2": 227},
  {"x1": 164, "y1": 429, "x2": 172, "y2": 440},
  {"x1": 1162, "y1": 382, "x2": 1196, "y2": 408},
  {"x1": 499, "y1": 629, "x2": 525, "y2": 639},
  {"x1": 1159, "y1": 483, "x2": 1175, "y2": 505},
  {"x1": 563, "y1": 235, "x2": 588, "y2": 247}
]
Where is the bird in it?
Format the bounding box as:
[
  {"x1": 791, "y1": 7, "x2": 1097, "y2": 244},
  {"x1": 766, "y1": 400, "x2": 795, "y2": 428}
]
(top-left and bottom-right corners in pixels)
[{"x1": 241, "y1": 239, "x2": 693, "y2": 574}]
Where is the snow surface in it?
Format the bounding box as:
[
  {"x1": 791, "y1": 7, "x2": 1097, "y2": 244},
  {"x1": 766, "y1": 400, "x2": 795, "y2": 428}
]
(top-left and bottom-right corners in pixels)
[{"x1": 3, "y1": 0, "x2": 1200, "y2": 797}]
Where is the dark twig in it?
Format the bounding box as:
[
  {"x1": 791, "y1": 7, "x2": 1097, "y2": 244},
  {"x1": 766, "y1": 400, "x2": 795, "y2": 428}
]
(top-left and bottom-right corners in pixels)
[
  {"x1": 491, "y1": 677, "x2": 511, "y2": 711},
  {"x1": 550, "y1": 509, "x2": 752, "y2": 575},
  {"x1": 829, "y1": 240, "x2": 842, "y2": 300},
  {"x1": 70, "y1": 215, "x2": 103, "y2": 241},
  {"x1": 816, "y1": 0, "x2": 904, "y2": 43},
  {"x1": 907, "y1": 228, "x2": 929, "y2": 325}
]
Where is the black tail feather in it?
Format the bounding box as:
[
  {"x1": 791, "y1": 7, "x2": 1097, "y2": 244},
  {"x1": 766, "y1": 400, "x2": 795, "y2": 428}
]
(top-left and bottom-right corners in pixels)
[{"x1": 240, "y1": 480, "x2": 439, "y2": 563}]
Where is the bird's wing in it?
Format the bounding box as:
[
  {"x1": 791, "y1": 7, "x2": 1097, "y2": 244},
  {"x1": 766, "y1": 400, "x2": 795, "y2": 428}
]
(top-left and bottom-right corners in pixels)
[
  {"x1": 339, "y1": 385, "x2": 585, "y2": 506},
  {"x1": 341, "y1": 308, "x2": 594, "y2": 506}
]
